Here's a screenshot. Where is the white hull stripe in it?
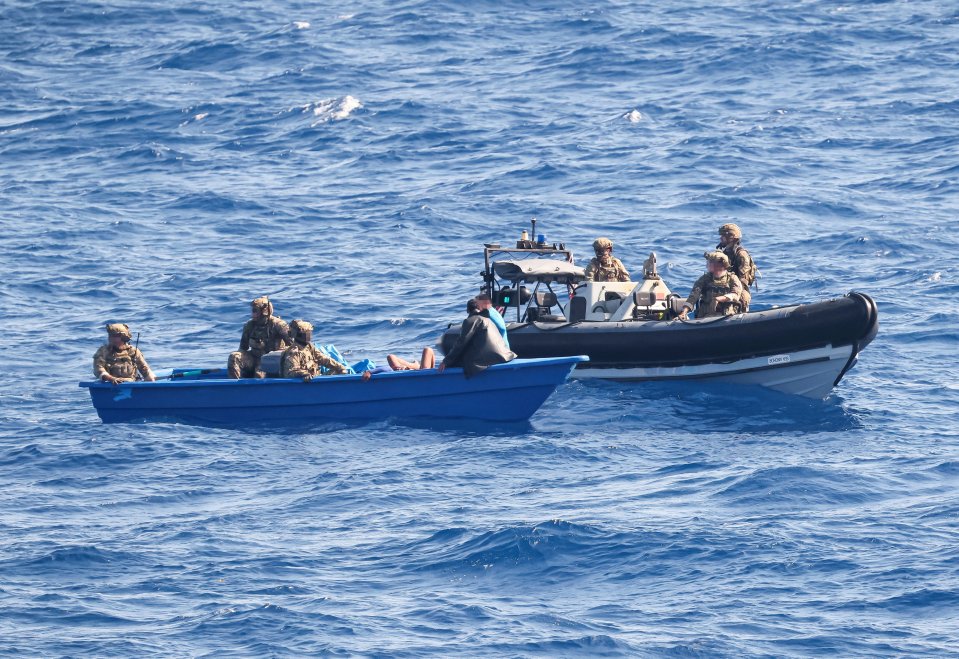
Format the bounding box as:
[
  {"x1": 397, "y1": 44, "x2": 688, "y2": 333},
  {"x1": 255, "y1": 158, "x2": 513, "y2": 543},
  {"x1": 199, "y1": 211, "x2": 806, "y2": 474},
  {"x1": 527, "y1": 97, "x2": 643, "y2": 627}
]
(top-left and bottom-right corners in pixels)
[{"x1": 572, "y1": 346, "x2": 852, "y2": 385}]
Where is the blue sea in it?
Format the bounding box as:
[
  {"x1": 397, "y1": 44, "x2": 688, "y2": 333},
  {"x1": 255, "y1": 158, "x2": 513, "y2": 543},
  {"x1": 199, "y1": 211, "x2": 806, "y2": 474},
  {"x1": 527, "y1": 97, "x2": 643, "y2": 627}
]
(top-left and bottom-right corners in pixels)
[{"x1": 2, "y1": 0, "x2": 958, "y2": 655}]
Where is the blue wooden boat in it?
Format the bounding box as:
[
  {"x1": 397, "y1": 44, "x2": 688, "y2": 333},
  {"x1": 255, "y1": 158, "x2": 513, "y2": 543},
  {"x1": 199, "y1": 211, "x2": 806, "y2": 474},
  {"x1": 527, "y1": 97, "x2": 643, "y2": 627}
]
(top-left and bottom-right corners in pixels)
[{"x1": 79, "y1": 356, "x2": 587, "y2": 425}]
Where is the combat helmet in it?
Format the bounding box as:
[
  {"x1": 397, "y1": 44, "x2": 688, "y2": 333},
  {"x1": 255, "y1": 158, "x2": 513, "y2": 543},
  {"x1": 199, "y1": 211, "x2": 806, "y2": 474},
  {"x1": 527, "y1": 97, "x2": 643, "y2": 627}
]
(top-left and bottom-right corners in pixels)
[
  {"x1": 718, "y1": 223, "x2": 742, "y2": 240},
  {"x1": 704, "y1": 250, "x2": 730, "y2": 268},
  {"x1": 289, "y1": 319, "x2": 313, "y2": 342},
  {"x1": 592, "y1": 237, "x2": 614, "y2": 255},
  {"x1": 251, "y1": 296, "x2": 274, "y2": 316},
  {"x1": 106, "y1": 323, "x2": 132, "y2": 340}
]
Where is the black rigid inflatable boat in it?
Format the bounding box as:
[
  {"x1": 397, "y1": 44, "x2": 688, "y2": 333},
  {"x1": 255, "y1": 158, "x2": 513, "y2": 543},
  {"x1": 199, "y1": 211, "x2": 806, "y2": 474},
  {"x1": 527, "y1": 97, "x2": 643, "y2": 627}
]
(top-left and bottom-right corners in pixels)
[
  {"x1": 440, "y1": 225, "x2": 878, "y2": 399},
  {"x1": 443, "y1": 291, "x2": 877, "y2": 398}
]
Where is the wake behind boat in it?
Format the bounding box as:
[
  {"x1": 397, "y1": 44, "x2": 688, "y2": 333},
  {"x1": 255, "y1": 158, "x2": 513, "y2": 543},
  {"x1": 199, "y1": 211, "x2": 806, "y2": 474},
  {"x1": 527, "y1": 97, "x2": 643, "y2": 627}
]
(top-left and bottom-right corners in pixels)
[
  {"x1": 441, "y1": 226, "x2": 878, "y2": 399},
  {"x1": 79, "y1": 356, "x2": 588, "y2": 425}
]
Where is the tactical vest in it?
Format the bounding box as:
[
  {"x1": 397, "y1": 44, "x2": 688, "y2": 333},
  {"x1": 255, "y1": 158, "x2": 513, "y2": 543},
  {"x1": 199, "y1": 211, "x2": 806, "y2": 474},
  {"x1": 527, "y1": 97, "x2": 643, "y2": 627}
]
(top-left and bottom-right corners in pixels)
[
  {"x1": 292, "y1": 344, "x2": 318, "y2": 377},
  {"x1": 247, "y1": 319, "x2": 286, "y2": 356},
  {"x1": 104, "y1": 347, "x2": 138, "y2": 379},
  {"x1": 698, "y1": 274, "x2": 740, "y2": 317},
  {"x1": 588, "y1": 257, "x2": 628, "y2": 282},
  {"x1": 283, "y1": 343, "x2": 343, "y2": 378}
]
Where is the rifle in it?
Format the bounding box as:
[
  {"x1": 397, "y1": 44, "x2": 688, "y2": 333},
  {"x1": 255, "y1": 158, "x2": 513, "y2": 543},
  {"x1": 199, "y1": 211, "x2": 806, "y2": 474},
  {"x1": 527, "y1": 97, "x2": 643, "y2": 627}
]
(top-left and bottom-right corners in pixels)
[{"x1": 133, "y1": 332, "x2": 142, "y2": 381}]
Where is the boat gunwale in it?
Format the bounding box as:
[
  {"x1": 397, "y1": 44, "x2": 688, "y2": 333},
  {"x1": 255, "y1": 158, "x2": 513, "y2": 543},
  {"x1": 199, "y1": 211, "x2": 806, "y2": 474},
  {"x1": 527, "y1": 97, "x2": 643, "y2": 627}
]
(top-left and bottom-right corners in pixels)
[
  {"x1": 443, "y1": 293, "x2": 878, "y2": 370},
  {"x1": 78, "y1": 356, "x2": 589, "y2": 389}
]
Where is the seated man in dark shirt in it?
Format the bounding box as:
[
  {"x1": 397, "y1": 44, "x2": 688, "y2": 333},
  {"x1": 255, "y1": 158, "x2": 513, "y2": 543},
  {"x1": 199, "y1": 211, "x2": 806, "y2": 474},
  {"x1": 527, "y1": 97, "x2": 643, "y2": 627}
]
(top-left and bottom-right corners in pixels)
[{"x1": 438, "y1": 299, "x2": 517, "y2": 378}]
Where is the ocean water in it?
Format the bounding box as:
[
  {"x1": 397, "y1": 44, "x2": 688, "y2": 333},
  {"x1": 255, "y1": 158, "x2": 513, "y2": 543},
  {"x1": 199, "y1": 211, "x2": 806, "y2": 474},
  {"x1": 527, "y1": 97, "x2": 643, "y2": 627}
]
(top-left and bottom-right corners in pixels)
[{"x1": 2, "y1": 0, "x2": 958, "y2": 655}]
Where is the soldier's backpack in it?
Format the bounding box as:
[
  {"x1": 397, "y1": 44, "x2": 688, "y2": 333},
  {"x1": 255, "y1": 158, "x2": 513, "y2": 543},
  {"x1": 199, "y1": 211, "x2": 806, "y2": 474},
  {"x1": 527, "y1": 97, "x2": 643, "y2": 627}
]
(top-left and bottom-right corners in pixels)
[{"x1": 738, "y1": 247, "x2": 758, "y2": 289}]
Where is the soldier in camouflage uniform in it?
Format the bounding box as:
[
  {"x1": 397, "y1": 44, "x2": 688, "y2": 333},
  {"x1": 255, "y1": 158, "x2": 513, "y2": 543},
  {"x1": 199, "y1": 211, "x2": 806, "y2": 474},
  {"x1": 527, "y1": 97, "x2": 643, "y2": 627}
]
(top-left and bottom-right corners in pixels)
[
  {"x1": 228, "y1": 296, "x2": 291, "y2": 379},
  {"x1": 584, "y1": 237, "x2": 631, "y2": 282},
  {"x1": 586, "y1": 238, "x2": 629, "y2": 281},
  {"x1": 93, "y1": 323, "x2": 156, "y2": 384},
  {"x1": 717, "y1": 223, "x2": 756, "y2": 312},
  {"x1": 679, "y1": 251, "x2": 744, "y2": 319},
  {"x1": 281, "y1": 320, "x2": 349, "y2": 381}
]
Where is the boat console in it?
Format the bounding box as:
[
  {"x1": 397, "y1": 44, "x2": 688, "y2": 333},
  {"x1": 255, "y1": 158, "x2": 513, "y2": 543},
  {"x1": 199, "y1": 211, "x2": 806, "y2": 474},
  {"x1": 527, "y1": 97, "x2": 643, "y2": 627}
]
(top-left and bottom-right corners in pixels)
[
  {"x1": 570, "y1": 278, "x2": 678, "y2": 322},
  {"x1": 482, "y1": 223, "x2": 684, "y2": 325}
]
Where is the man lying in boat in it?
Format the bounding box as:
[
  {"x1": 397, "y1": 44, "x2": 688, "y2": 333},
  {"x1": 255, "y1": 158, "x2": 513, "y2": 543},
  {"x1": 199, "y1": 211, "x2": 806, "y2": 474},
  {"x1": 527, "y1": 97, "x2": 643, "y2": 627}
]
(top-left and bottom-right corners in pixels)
[
  {"x1": 679, "y1": 251, "x2": 744, "y2": 319},
  {"x1": 438, "y1": 299, "x2": 517, "y2": 377},
  {"x1": 360, "y1": 347, "x2": 436, "y2": 381},
  {"x1": 584, "y1": 237, "x2": 630, "y2": 282},
  {"x1": 228, "y1": 296, "x2": 291, "y2": 379},
  {"x1": 386, "y1": 347, "x2": 436, "y2": 371},
  {"x1": 93, "y1": 323, "x2": 156, "y2": 384},
  {"x1": 281, "y1": 320, "x2": 349, "y2": 381}
]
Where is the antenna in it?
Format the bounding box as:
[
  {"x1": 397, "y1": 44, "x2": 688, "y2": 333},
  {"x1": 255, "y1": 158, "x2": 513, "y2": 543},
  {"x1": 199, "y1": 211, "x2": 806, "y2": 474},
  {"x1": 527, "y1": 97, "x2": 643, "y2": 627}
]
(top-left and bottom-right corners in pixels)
[{"x1": 133, "y1": 332, "x2": 142, "y2": 381}]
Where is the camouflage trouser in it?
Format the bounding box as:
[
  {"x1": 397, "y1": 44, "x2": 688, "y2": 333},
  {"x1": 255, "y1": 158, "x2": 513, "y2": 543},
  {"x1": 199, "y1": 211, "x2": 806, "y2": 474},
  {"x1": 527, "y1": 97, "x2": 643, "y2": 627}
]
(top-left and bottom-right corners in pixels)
[
  {"x1": 740, "y1": 288, "x2": 752, "y2": 313},
  {"x1": 228, "y1": 351, "x2": 264, "y2": 379}
]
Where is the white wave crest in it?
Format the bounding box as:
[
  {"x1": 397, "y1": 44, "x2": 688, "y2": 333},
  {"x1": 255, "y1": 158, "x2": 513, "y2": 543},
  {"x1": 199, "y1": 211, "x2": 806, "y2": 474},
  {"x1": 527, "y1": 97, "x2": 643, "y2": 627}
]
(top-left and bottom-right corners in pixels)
[
  {"x1": 306, "y1": 95, "x2": 362, "y2": 125},
  {"x1": 929, "y1": 271, "x2": 941, "y2": 282},
  {"x1": 179, "y1": 112, "x2": 209, "y2": 126},
  {"x1": 293, "y1": 21, "x2": 310, "y2": 30},
  {"x1": 624, "y1": 109, "x2": 642, "y2": 123}
]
